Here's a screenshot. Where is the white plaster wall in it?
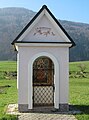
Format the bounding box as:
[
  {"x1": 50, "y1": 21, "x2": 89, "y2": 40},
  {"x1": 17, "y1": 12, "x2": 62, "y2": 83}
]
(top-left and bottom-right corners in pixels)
[
  {"x1": 18, "y1": 45, "x2": 69, "y2": 105},
  {"x1": 59, "y1": 48, "x2": 69, "y2": 103}
]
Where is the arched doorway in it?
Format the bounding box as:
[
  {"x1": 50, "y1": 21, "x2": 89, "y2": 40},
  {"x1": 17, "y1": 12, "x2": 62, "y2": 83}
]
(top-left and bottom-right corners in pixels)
[{"x1": 33, "y1": 56, "x2": 54, "y2": 107}]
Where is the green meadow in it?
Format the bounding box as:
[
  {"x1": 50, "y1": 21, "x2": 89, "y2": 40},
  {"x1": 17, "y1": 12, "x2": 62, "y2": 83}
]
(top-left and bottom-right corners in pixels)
[
  {"x1": 70, "y1": 61, "x2": 89, "y2": 72},
  {"x1": 0, "y1": 61, "x2": 89, "y2": 120}
]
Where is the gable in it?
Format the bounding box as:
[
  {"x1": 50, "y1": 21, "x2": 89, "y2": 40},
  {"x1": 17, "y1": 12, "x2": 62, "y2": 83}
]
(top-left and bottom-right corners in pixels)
[
  {"x1": 23, "y1": 15, "x2": 66, "y2": 42},
  {"x1": 12, "y1": 5, "x2": 75, "y2": 47}
]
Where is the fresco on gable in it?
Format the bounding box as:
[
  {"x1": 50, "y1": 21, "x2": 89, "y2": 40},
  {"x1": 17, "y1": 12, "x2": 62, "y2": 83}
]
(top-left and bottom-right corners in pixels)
[{"x1": 33, "y1": 27, "x2": 55, "y2": 37}]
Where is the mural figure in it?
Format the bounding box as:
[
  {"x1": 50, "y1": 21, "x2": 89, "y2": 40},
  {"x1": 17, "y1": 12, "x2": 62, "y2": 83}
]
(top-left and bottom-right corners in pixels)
[{"x1": 33, "y1": 27, "x2": 55, "y2": 37}]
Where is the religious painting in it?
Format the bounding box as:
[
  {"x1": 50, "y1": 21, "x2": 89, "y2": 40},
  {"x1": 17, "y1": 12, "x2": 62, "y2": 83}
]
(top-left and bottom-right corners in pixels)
[{"x1": 33, "y1": 57, "x2": 54, "y2": 85}]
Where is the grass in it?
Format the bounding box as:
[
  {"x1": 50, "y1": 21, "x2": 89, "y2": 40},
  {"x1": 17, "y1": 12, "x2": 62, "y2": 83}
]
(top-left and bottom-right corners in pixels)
[
  {"x1": 0, "y1": 61, "x2": 16, "y2": 72},
  {"x1": 70, "y1": 78, "x2": 89, "y2": 120},
  {"x1": 69, "y1": 61, "x2": 89, "y2": 72},
  {"x1": 69, "y1": 61, "x2": 89, "y2": 120},
  {"x1": 0, "y1": 61, "x2": 89, "y2": 119},
  {"x1": 0, "y1": 61, "x2": 17, "y2": 119},
  {"x1": 0, "y1": 79, "x2": 17, "y2": 120}
]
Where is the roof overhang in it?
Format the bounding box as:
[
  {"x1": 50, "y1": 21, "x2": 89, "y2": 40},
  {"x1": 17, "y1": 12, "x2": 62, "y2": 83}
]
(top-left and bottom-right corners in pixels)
[
  {"x1": 15, "y1": 42, "x2": 72, "y2": 51},
  {"x1": 12, "y1": 5, "x2": 75, "y2": 49}
]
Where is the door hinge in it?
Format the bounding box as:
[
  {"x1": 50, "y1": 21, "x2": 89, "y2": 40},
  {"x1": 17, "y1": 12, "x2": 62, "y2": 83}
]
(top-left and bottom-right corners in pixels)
[
  {"x1": 32, "y1": 96, "x2": 33, "y2": 100},
  {"x1": 53, "y1": 84, "x2": 55, "y2": 92}
]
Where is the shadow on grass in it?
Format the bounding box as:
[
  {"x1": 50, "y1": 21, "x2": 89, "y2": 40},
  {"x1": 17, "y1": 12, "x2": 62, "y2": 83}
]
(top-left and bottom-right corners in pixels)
[{"x1": 70, "y1": 105, "x2": 89, "y2": 114}]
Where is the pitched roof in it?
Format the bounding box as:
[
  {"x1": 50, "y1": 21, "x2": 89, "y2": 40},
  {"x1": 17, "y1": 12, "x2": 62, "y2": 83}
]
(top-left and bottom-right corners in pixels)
[{"x1": 12, "y1": 5, "x2": 75, "y2": 47}]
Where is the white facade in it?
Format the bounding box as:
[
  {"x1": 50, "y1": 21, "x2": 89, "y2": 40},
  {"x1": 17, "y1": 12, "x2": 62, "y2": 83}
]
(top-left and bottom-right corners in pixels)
[{"x1": 12, "y1": 5, "x2": 75, "y2": 112}]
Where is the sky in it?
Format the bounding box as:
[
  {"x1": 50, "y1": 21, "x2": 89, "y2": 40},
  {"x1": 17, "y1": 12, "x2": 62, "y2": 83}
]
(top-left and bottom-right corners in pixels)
[{"x1": 0, "y1": 0, "x2": 89, "y2": 24}]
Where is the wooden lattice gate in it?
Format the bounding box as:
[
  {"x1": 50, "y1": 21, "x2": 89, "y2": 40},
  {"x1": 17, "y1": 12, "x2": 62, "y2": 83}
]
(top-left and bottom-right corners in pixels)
[{"x1": 33, "y1": 57, "x2": 54, "y2": 106}]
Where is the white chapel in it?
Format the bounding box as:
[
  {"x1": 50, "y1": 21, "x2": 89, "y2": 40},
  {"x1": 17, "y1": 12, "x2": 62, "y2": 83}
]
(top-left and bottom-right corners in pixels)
[{"x1": 12, "y1": 5, "x2": 75, "y2": 112}]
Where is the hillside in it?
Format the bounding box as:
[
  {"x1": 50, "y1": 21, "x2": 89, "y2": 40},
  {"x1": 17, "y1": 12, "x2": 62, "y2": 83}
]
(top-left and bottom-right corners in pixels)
[
  {"x1": 60, "y1": 20, "x2": 89, "y2": 61},
  {"x1": 0, "y1": 7, "x2": 89, "y2": 61}
]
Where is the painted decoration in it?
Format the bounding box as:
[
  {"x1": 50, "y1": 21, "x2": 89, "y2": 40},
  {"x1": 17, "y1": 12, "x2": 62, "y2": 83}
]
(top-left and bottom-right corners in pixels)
[{"x1": 33, "y1": 27, "x2": 55, "y2": 37}]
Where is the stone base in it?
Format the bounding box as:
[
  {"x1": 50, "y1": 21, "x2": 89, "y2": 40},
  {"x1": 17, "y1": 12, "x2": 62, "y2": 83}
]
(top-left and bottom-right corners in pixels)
[
  {"x1": 59, "y1": 104, "x2": 69, "y2": 112},
  {"x1": 18, "y1": 104, "x2": 29, "y2": 112},
  {"x1": 18, "y1": 104, "x2": 69, "y2": 112},
  {"x1": 18, "y1": 104, "x2": 56, "y2": 113}
]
